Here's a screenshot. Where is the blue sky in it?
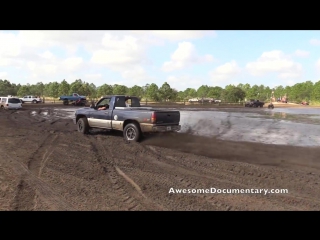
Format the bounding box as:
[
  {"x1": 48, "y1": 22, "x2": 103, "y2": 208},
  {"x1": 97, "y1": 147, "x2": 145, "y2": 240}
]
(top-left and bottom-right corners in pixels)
[{"x1": 1, "y1": 30, "x2": 320, "y2": 91}]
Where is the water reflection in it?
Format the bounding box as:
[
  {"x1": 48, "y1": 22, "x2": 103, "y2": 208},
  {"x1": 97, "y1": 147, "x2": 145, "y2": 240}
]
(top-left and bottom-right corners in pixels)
[{"x1": 270, "y1": 112, "x2": 287, "y2": 118}]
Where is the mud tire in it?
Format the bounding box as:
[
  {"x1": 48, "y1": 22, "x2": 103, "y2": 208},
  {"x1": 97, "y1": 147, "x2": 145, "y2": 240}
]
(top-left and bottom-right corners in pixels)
[
  {"x1": 77, "y1": 117, "x2": 89, "y2": 134},
  {"x1": 123, "y1": 123, "x2": 141, "y2": 142}
]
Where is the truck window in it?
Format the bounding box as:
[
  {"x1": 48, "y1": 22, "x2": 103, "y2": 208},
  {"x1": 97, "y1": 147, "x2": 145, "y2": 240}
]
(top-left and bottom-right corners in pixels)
[
  {"x1": 115, "y1": 97, "x2": 126, "y2": 107},
  {"x1": 97, "y1": 98, "x2": 111, "y2": 107},
  {"x1": 125, "y1": 98, "x2": 132, "y2": 107},
  {"x1": 114, "y1": 97, "x2": 141, "y2": 107},
  {"x1": 131, "y1": 97, "x2": 140, "y2": 107}
]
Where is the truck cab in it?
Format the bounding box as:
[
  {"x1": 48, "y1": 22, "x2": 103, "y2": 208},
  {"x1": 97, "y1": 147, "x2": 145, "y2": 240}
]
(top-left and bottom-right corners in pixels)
[{"x1": 93, "y1": 95, "x2": 141, "y2": 109}]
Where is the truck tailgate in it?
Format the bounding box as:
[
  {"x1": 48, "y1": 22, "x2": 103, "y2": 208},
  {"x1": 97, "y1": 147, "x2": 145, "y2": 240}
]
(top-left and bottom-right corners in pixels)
[{"x1": 154, "y1": 111, "x2": 180, "y2": 124}]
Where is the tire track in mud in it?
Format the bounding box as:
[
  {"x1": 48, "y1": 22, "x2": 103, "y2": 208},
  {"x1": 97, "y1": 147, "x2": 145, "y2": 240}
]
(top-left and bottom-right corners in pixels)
[
  {"x1": 4, "y1": 129, "x2": 76, "y2": 210},
  {"x1": 92, "y1": 136, "x2": 165, "y2": 210},
  {"x1": 0, "y1": 149, "x2": 75, "y2": 210},
  {"x1": 8, "y1": 109, "x2": 47, "y2": 125},
  {"x1": 140, "y1": 144, "x2": 320, "y2": 210},
  {"x1": 108, "y1": 138, "x2": 261, "y2": 210},
  {"x1": 27, "y1": 134, "x2": 58, "y2": 177},
  {"x1": 139, "y1": 145, "x2": 250, "y2": 210}
]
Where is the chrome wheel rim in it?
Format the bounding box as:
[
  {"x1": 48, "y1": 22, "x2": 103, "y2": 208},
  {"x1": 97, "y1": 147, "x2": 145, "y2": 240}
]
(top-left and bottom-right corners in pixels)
[{"x1": 126, "y1": 127, "x2": 136, "y2": 140}]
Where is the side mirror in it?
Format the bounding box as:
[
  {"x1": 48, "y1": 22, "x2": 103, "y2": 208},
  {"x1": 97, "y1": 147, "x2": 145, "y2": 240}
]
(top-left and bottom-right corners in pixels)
[{"x1": 90, "y1": 101, "x2": 95, "y2": 108}]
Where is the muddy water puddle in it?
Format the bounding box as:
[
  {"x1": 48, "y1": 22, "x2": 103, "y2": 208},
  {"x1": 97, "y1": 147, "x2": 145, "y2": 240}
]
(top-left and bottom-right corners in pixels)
[
  {"x1": 180, "y1": 108, "x2": 320, "y2": 147},
  {"x1": 24, "y1": 107, "x2": 320, "y2": 147}
]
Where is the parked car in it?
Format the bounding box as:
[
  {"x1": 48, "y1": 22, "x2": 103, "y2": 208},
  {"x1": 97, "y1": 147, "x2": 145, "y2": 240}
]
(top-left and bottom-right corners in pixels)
[
  {"x1": 244, "y1": 99, "x2": 265, "y2": 108},
  {"x1": 19, "y1": 95, "x2": 42, "y2": 103},
  {"x1": 0, "y1": 96, "x2": 22, "y2": 110},
  {"x1": 188, "y1": 98, "x2": 199, "y2": 103}
]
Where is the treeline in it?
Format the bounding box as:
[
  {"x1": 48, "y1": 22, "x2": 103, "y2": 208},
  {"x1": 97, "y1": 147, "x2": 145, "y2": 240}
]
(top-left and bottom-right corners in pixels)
[{"x1": 1, "y1": 79, "x2": 320, "y2": 103}]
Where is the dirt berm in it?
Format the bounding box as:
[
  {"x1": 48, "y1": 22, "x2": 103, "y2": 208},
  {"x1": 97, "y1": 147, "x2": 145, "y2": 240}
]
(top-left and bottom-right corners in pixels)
[{"x1": 1, "y1": 104, "x2": 320, "y2": 210}]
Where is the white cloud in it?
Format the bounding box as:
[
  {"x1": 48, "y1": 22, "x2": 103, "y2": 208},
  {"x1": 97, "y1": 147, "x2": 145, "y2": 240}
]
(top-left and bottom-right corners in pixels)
[
  {"x1": 26, "y1": 61, "x2": 36, "y2": 71},
  {"x1": 0, "y1": 32, "x2": 22, "y2": 58},
  {"x1": 282, "y1": 79, "x2": 298, "y2": 86},
  {"x1": 39, "y1": 51, "x2": 54, "y2": 59},
  {"x1": 0, "y1": 71, "x2": 8, "y2": 79},
  {"x1": 40, "y1": 64, "x2": 58, "y2": 74},
  {"x1": 310, "y1": 38, "x2": 320, "y2": 46},
  {"x1": 89, "y1": 33, "x2": 154, "y2": 86},
  {"x1": 0, "y1": 30, "x2": 212, "y2": 86},
  {"x1": 245, "y1": 50, "x2": 303, "y2": 79},
  {"x1": 27, "y1": 62, "x2": 58, "y2": 77},
  {"x1": 147, "y1": 30, "x2": 216, "y2": 42},
  {"x1": 161, "y1": 41, "x2": 213, "y2": 72},
  {"x1": 0, "y1": 58, "x2": 10, "y2": 67},
  {"x1": 84, "y1": 73, "x2": 102, "y2": 79},
  {"x1": 61, "y1": 57, "x2": 84, "y2": 71},
  {"x1": 129, "y1": 30, "x2": 216, "y2": 45},
  {"x1": 166, "y1": 75, "x2": 204, "y2": 91},
  {"x1": 91, "y1": 34, "x2": 145, "y2": 66},
  {"x1": 294, "y1": 49, "x2": 309, "y2": 58},
  {"x1": 209, "y1": 60, "x2": 241, "y2": 83}
]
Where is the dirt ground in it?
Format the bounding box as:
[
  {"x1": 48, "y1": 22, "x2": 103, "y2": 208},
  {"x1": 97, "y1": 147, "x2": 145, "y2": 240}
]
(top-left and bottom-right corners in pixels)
[{"x1": 1, "y1": 103, "x2": 320, "y2": 211}]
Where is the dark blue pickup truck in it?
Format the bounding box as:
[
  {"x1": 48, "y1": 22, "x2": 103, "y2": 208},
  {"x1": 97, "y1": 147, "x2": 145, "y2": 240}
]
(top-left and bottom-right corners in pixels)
[{"x1": 73, "y1": 95, "x2": 181, "y2": 141}]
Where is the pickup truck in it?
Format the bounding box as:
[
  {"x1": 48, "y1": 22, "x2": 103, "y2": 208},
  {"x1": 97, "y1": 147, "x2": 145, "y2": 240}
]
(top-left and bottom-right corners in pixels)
[
  {"x1": 19, "y1": 95, "x2": 42, "y2": 103},
  {"x1": 73, "y1": 95, "x2": 181, "y2": 142},
  {"x1": 244, "y1": 99, "x2": 264, "y2": 108},
  {"x1": 59, "y1": 93, "x2": 87, "y2": 105}
]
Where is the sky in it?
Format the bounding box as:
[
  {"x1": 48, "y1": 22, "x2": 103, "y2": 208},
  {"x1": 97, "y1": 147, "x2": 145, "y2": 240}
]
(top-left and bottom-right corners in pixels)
[{"x1": 1, "y1": 30, "x2": 320, "y2": 91}]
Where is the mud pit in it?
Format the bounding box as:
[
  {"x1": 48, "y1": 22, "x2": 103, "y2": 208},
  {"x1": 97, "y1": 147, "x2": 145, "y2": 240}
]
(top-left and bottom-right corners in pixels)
[{"x1": 1, "y1": 104, "x2": 320, "y2": 211}]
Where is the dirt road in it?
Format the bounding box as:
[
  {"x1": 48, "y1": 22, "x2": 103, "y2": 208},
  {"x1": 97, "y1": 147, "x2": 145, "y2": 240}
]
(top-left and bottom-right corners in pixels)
[{"x1": 1, "y1": 104, "x2": 320, "y2": 210}]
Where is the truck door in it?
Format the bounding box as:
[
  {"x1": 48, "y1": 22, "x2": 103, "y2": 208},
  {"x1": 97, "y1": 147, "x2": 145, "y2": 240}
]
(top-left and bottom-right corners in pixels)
[
  {"x1": 88, "y1": 98, "x2": 112, "y2": 129},
  {"x1": 90, "y1": 110, "x2": 111, "y2": 129}
]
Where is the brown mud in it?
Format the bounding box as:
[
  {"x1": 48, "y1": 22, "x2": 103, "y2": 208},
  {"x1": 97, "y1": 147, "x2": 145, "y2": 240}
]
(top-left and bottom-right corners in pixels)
[{"x1": 1, "y1": 103, "x2": 320, "y2": 210}]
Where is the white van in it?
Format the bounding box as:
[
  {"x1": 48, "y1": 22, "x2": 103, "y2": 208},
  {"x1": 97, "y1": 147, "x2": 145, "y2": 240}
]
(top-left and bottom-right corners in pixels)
[{"x1": 0, "y1": 96, "x2": 22, "y2": 110}]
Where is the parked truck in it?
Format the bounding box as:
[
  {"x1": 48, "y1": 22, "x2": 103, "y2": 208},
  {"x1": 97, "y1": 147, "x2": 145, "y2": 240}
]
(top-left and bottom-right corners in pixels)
[
  {"x1": 19, "y1": 95, "x2": 42, "y2": 103},
  {"x1": 244, "y1": 99, "x2": 265, "y2": 108},
  {"x1": 59, "y1": 93, "x2": 86, "y2": 105},
  {"x1": 73, "y1": 95, "x2": 181, "y2": 142}
]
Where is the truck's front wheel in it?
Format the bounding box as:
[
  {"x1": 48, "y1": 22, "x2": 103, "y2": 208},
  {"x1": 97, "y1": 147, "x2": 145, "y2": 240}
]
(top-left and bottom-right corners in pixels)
[
  {"x1": 123, "y1": 123, "x2": 141, "y2": 142},
  {"x1": 77, "y1": 117, "x2": 89, "y2": 134}
]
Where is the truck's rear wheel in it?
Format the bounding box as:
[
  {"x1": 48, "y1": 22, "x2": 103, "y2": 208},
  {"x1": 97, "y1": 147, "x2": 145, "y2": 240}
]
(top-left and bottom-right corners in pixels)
[
  {"x1": 77, "y1": 117, "x2": 89, "y2": 134},
  {"x1": 123, "y1": 123, "x2": 141, "y2": 142}
]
